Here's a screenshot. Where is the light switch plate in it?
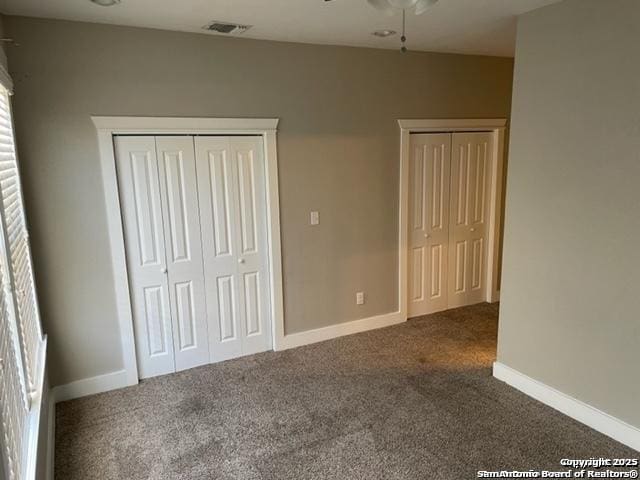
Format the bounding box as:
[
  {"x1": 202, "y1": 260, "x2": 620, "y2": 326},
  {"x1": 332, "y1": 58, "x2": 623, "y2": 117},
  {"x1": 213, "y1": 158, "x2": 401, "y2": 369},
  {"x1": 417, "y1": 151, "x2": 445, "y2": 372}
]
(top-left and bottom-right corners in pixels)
[
  {"x1": 356, "y1": 292, "x2": 365, "y2": 305},
  {"x1": 310, "y1": 211, "x2": 320, "y2": 226}
]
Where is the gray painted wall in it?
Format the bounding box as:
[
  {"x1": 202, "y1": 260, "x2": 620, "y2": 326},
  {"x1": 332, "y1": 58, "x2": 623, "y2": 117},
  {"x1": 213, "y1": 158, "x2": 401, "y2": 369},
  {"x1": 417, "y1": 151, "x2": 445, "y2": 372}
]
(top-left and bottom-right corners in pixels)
[
  {"x1": 497, "y1": 0, "x2": 640, "y2": 427},
  {"x1": 5, "y1": 16, "x2": 513, "y2": 386}
]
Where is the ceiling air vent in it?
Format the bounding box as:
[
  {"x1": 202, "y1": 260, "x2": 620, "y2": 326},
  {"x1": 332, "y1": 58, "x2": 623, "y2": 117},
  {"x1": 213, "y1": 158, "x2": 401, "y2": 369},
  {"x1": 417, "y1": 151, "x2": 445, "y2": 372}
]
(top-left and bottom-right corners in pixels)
[{"x1": 203, "y1": 21, "x2": 252, "y2": 35}]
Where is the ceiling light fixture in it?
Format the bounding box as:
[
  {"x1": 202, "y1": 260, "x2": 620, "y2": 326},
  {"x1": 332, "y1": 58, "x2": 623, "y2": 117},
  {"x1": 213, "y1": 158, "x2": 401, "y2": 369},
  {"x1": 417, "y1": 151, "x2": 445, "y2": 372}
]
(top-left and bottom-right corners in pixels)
[
  {"x1": 325, "y1": 0, "x2": 439, "y2": 52},
  {"x1": 368, "y1": 0, "x2": 438, "y2": 16},
  {"x1": 368, "y1": 0, "x2": 439, "y2": 52},
  {"x1": 372, "y1": 29, "x2": 397, "y2": 38},
  {"x1": 90, "y1": 0, "x2": 121, "y2": 6}
]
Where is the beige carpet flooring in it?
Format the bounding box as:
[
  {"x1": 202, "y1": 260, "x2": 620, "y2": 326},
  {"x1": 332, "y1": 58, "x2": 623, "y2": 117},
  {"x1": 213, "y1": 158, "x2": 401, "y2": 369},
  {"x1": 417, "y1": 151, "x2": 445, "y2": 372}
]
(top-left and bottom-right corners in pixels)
[{"x1": 55, "y1": 303, "x2": 636, "y2": 479}]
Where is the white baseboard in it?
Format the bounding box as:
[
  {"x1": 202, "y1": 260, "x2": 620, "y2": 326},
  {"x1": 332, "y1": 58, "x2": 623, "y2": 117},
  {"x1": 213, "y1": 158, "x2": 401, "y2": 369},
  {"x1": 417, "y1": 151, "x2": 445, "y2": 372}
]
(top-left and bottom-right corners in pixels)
[
  {"x1": 50, "y1": 313, "x2": 406, "y2": 402},
  {"x1": 278, "y1": 311, "x2": 405, "y2": 350},
  {"x1": 493, "y1": 362, "x2": 640, "y2": 452},
  {"x1": 51, "y1": 369, "x2": 131, "y2": 404},
  {"x1": 45, "y1": 394, "x2": 55, "y2": 480},
  {"x1": 51, "y1": 312, "x2": 405, "y2": 402}
]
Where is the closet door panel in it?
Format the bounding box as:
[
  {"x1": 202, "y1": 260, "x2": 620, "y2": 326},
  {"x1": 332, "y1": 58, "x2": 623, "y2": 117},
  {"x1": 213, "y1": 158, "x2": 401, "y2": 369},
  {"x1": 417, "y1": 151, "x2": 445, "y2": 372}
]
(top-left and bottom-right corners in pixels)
[
  {"x1": 216, "y1": 275, "x2": 238, "y2": 342},
  {"x1": 232, "y1": 137, "x2": 271, "y2": 355},
  {"x1": 156, "y1": 137, "x2": 210, "y2": 372},
  {"x1": 408, "y1": 133, "x2": 450, "y2": 317},
  {"x1": 196, "y1": 136, "x2": 272, "y2": 362},
  {"x1": 195, "y1": 137, "x2": 243, "y2": 361},
  {"x1": 142, "y1": 286, "x2": 171, "y2": 359},
  {"x1": 115, "y1": 136, "x2": 175, "y2": 378},
  {"x1": 448, "y1": 132, "x2": 492, "y2": 308}
]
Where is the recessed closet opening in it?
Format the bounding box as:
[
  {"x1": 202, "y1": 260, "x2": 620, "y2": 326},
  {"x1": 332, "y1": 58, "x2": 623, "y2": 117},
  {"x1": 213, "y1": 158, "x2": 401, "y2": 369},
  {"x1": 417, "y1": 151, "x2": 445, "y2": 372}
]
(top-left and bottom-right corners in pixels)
[
  {"x1": 398, "y1": 119, "x2": 506, "y2": 320},
  {"x1": 93, "y1": 117, "x2": 284, "y2": 383},
  {"x1": 115, "y1": 134, "x2": 272, "y2": 378}
]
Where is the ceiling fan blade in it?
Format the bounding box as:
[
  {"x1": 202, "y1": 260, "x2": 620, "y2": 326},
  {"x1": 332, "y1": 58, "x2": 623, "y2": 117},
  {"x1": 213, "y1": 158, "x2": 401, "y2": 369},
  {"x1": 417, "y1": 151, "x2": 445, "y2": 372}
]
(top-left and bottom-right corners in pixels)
[
  {"x1": 367, "y1": 0, "x2": 396, "y2": 16},
  {"x1": 414, "y1": 0, "x2": 438, "y2": 15}
]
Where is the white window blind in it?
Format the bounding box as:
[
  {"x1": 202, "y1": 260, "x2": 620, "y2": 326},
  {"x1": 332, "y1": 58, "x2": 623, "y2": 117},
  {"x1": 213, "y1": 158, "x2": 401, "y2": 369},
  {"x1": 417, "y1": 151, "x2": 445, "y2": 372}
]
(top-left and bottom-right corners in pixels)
[
  {"x1": 0, "y1": 258, "x2": 28, "y2": 480},
  {"x1": 0, "y1": 84, "x2": 45, "y2": 480},
  {"x1": 0, "y1": 89, "x2": 43, "y2": 395}
]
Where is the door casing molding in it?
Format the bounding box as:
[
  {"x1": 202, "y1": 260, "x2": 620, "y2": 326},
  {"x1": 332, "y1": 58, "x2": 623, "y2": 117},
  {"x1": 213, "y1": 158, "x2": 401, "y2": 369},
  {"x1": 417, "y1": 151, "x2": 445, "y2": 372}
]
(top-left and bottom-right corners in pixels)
[
  {"x1": 92, "y1": 116, "x2": 284, "y2": 386},
  {"x1": 398, "y1": 119, "x2": 507, "y2": 319}
]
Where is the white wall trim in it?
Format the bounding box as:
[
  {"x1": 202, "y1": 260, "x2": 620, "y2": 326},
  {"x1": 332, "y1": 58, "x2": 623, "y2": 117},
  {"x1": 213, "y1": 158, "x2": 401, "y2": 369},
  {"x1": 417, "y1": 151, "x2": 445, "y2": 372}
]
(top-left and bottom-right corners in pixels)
[
  {"x1": 93, "y1": 116, "x2": 285, "y2": 388},
  {"x1": 279, "y1": 311, "x2": 405, "y2": 350},
  {"x1": 263, "y1": 130, "x2": 287, "y2": 353},
  {"x1": 92, "y1": 116, "x2": 278, "y2": 132},
  {"x1": 51, "y1": 369, "x2": 130, "y2": 404},
  {"x1": 493, "y1": 362, "x2": 640, "y2": 452},
  {"x1": 21, "y1": 337, "x2": 47, "y2": 480},
  {"x1": 45, "y1": 393, "x2": 55, "y2": 480},
  {"x1": 95, "y1": 127, "x2": 140, "y2": 386},
  {"x1": 398, "y1": 118, "x2": 506, "y2": 320},
  {"x1": 398, "y1": 118, "x2": 507, "y2": 130}
]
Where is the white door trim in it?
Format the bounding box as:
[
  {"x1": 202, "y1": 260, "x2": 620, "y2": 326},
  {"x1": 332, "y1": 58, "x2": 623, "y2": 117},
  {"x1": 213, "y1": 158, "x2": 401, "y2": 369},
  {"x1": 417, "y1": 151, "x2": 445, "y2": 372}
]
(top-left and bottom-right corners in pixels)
[
  {"x1": 92, "y1": 116, "x2": 284, "y2": 385},
  {"x1": 398, "y1": 119, "x2": 506, "y2": 319}
]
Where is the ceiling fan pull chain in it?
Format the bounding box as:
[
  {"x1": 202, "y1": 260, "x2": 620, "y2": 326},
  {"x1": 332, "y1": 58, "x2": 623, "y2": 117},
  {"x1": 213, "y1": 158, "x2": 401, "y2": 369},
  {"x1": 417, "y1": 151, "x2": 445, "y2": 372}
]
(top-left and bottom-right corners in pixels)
[{"x1": 401, "y1": 8, "x2": 407, "y2": 52}]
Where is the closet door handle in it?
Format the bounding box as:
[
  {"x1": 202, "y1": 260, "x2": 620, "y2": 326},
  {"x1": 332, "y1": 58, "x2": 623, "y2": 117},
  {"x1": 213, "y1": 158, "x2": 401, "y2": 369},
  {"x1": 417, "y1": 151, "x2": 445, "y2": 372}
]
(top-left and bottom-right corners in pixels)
[
  {"x1": 424, "y1": 233, "x2": 431, "y2": 239},
  {"x1": 161, "y1": 267, "x2": 168, "y2": 274},
  {"x1": 238, "y1": 258, "x2": 245, "y2": 264},
  {"x1": 470, "y1": 228, "x2": 476, "y2": 232}
]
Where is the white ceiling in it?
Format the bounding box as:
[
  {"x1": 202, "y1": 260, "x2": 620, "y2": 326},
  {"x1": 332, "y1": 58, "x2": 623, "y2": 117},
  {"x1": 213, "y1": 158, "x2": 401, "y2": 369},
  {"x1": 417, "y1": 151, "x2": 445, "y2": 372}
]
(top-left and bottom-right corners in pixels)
[{"x1": 0, "y1": 0, "x2": 561, "y2": 57}]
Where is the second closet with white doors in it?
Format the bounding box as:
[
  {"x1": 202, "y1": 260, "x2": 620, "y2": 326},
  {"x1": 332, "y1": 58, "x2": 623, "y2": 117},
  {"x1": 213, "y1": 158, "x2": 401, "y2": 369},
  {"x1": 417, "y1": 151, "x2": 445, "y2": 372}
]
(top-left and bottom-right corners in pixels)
[
  {"x1": 115, "y1": 135, "x2": 272, "y2": 379},
  {"x1": 408, "y1": 131, "x2": 493, "y2": 318}
]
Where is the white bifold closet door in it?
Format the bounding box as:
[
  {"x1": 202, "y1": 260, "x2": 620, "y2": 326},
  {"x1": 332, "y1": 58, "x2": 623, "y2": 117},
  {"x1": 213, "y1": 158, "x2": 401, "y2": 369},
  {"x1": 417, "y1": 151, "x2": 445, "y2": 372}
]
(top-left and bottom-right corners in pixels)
[
  {"x1": 116, "y1": 135, "x2": 272, "y2": 379},
  {"x1": 194, "y1": 136, "x2": 272, "y2": 362},
  {"x1": 115, "y1": 136, "x2": 209, "y2": 378},
  {"x1": 448, "y1": 132, "x2": 492, "y2": 308},
  {"x1": 408, "y1": 133, "x2": 451, "y2": 317},
  {"x1": 408, "y1": 131, "x2": 492, "y2": 317}
]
